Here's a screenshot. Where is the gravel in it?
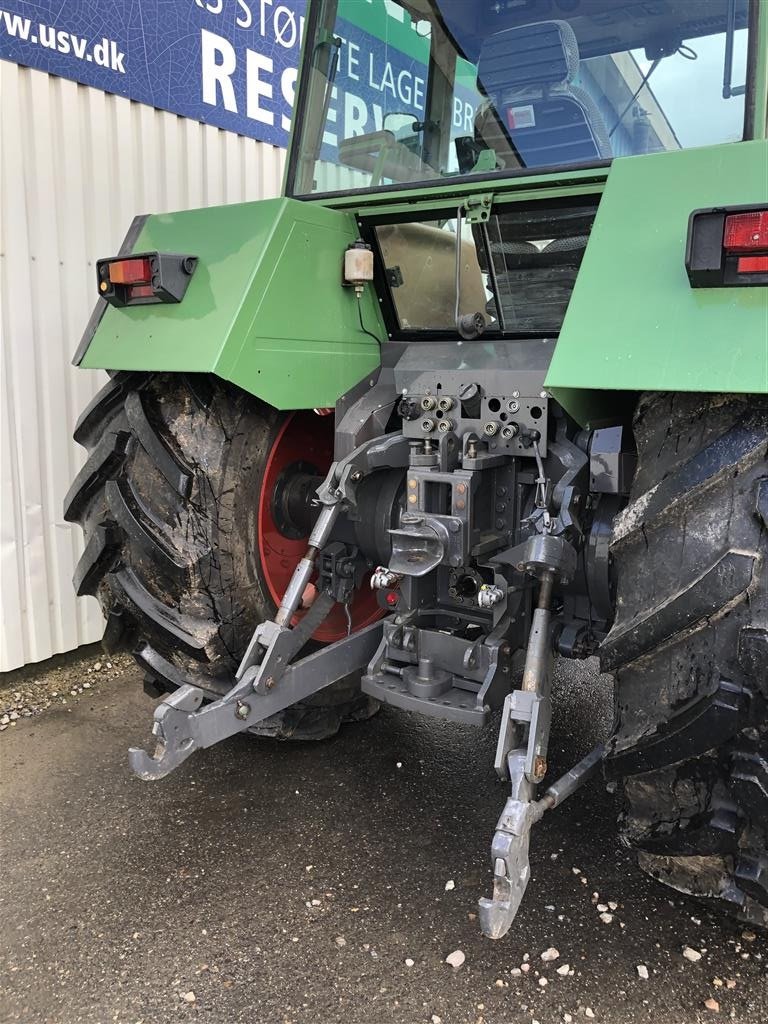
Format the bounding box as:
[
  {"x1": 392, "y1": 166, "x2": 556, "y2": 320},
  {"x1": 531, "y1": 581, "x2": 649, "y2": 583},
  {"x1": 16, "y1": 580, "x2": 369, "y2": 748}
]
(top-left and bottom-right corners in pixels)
[
  {"x1": 0, "y1": 645, "x2": 131, "y2": 730},
  {"x1": 1, "y1": 650, "x2": 766, "y2": 1024}
]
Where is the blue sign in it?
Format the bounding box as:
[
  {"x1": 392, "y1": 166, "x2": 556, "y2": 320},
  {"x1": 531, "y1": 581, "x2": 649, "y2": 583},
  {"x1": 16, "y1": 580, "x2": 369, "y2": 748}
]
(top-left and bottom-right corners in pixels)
[
  {"x1": 0, "y1": 1, "x2": 479, "y2": 153},
  {"x1": 0, "y1": 0, "x2": 306, "y2": 146}
]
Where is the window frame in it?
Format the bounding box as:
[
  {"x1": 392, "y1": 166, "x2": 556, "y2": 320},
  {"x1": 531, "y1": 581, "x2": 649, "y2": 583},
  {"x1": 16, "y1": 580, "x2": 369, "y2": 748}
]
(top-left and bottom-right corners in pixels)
[
  {"x1": 284, "y1": 0, "x2": 760, "y2": 203},
  {"x1": 357, "y1": 194, "x2": 603, "y2": 343}
]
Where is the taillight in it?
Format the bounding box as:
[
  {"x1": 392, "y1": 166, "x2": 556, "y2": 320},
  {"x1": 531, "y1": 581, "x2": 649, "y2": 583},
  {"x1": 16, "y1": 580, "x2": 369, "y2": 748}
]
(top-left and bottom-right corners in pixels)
[
  {"x1": 96, "y1": 251, "x2": 198, "y2": 307},
  {"x1": 686, "y1": 206, "x2": 768, "y2": 288},
  {"x1": 106, "y1": 257, "x2": 152, "y2": 286},
  {"x1": 723, "y1": 211, "x2": 768, "y2": 253},
  {"x1": 738, "y1": 256, "x2": 768, "y2": 274}
]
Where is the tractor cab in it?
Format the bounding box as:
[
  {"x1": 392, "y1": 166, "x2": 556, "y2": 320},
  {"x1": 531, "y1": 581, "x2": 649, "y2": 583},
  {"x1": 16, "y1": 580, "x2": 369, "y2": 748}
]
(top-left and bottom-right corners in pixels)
[
  {"x1": 286, "y1": 0, "x2": 756, "y2": 340},
  {"x1": 289, "y1": 0, "x2": 752, "y2": 196}
]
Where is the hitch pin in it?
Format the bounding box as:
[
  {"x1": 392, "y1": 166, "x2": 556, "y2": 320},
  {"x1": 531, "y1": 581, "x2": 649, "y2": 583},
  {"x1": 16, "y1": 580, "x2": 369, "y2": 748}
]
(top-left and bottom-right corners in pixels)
[{"x1": 507, "y1": 742, "x2": 605, "y2": 831}]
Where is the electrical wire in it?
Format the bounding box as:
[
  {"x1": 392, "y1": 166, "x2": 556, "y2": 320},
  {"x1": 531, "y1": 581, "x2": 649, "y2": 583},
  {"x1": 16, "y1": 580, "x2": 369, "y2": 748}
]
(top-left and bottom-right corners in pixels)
[
  {"x1": 609, "y1": 43, "x2": 696, "y2": 140},
  {"x1": 357, "y1": 293, "x2": 384, "y2": 345},
  {"x1": 608, "y1": 57, "x2": 660, "y2": 137}
]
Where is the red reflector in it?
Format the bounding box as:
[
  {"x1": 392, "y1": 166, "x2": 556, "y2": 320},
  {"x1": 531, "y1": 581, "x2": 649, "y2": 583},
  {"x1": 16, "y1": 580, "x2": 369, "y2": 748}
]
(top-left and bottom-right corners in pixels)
[
  {"x1": 127, "y1": 284, "x2": 155, "y2": 299},
  {"x1": 737, "y1": 256, "x2": 768, "y2": 274},
  {"x1": 385, "y1": 592, "x2": 399, "y2": 606},
  {"x1": 724, "y1": 211, "x2": 768, "y2": 252},
  {"x1": 109, "y1": 257, "x2": 152, "y2": 285}
]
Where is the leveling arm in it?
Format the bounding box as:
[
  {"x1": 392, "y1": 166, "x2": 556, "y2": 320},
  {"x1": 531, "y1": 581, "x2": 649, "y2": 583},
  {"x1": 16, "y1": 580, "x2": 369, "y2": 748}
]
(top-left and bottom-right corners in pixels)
[{"x1": 479, "y1": 525, "x2": 602, "y2": 938}]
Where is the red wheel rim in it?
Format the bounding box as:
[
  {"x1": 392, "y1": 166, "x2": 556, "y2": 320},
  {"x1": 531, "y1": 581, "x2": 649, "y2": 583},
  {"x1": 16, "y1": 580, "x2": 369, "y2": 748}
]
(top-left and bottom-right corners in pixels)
[{"x1": 257, "y1": 410, "x2": 383, "y2": 643}]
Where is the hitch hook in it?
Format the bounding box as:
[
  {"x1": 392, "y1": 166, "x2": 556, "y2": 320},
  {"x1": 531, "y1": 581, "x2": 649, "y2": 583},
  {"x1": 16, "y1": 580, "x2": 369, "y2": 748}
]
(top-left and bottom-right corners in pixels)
[
  {"x1": 479, "y1": 743, "x2": 604, "y2": 938},
  {"x1": 128, "y1": 684, "x2": 205, "y2": 780}
]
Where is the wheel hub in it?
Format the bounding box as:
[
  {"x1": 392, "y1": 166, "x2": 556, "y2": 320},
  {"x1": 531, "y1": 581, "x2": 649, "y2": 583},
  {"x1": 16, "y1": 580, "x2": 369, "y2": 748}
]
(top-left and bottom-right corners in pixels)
[
  {"x1": 257, "y1": 410, "x2": 383, "y2": 643},
  {"x1": 271, "y1": 460, "x2": 323, "y2": 540}
]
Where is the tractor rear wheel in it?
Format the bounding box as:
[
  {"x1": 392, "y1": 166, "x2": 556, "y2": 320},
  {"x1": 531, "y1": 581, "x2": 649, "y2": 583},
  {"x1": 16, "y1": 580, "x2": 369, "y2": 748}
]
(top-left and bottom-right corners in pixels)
[
  {"x1": 602, "y1": 392, "x2": 768, "y2": 927},
  {"x1": 64, "y1": 372, "x2": 379, "y2": 739}
]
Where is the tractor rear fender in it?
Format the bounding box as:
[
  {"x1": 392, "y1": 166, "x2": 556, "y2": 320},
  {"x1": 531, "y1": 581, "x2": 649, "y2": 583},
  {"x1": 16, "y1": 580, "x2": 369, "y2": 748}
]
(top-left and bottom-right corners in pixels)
[
  {"x1": 75, "y1": 197, "x2": 383, "y2": 411},
  {"x1": 546, "y1": 141, "x2": 768, "y2": 426},
  {"x1": 77, "y1": 143, "x2": 768, "y2": 419}
]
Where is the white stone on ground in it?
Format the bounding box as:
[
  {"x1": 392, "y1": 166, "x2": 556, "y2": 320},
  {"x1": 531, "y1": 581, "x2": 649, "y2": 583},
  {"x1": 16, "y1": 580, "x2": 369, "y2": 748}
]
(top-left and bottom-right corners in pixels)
[{"x1": 445, "y1": 949, "x2": 465, "y2": 969}]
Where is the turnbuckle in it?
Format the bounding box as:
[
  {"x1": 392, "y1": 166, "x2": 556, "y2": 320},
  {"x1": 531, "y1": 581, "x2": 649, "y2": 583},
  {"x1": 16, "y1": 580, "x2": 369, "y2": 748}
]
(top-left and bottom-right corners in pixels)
[{"x1": 480, "y1": 523, "x2": 594, "y2": 939}]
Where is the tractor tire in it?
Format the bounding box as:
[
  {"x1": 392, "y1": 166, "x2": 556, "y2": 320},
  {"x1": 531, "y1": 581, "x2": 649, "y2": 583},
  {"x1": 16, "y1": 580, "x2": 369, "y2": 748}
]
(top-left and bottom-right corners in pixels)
[
  {"x1": 601, "y1": 392, "x2": 768, "y2": 927},
  {"x1": 64, "y1": 372, "x2": 379, "y2": 740}
]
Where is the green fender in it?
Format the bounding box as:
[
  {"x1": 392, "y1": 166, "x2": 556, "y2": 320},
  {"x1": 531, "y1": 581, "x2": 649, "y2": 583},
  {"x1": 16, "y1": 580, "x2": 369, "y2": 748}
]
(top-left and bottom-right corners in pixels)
[
  {"x1": 546, "y1": 141, "x2": 768, "y2": 426},
  {"x1": 79, "y1": 145, "x2": 767, "y2": 422},
  {"x1": 77, "y1": 197, "x2": 383, "y2": 410}
]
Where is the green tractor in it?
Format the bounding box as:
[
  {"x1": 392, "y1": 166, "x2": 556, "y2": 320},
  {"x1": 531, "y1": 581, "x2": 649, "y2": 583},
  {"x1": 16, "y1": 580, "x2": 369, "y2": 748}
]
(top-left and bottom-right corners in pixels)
[{"x1": 65, "y1": 0, "x2": 767, "y2": 936}]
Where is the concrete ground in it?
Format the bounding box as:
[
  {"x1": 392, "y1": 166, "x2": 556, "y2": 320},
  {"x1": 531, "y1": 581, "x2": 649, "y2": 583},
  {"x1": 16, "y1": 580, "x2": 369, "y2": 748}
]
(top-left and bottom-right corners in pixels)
[{"x1": 1, "y1": 652, "x2": 765, "y2": 1024}]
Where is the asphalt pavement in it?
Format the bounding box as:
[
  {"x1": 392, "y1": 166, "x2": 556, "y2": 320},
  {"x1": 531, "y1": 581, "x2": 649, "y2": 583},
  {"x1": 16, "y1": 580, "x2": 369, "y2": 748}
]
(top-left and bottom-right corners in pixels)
[{"x1": 1, "y1": 653, "x2": 765, "y2": 1024}]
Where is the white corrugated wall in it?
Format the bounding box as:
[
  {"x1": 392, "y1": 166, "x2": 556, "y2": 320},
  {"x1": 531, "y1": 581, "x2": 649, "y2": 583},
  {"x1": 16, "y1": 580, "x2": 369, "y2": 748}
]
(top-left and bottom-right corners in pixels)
[{"x1": 0, "y1": 62, "x2": 286, "y2": 672}]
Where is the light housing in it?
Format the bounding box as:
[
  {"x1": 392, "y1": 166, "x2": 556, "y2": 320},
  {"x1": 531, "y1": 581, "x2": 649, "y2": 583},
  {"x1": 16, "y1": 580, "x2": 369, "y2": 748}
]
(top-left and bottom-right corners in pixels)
[
  {"x1": 686, "y1": 206, "x2": 768, "y2": 288},
  {"x1": 97, "y1": 251, "x2": 198, "y2": 307}
]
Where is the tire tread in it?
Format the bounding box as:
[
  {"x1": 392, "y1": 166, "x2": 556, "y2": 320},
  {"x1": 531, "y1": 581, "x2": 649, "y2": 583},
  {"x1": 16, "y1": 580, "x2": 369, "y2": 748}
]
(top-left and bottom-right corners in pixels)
[{"x1": 604, "y1": 392, "x2": 768, "y2": 924}]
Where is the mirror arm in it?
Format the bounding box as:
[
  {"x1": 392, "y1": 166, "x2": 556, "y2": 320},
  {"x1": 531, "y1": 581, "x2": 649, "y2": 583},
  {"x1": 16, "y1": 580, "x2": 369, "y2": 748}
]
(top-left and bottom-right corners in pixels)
[{"x1": 723, "y1": 0, "x2": 747, "y2": 99}]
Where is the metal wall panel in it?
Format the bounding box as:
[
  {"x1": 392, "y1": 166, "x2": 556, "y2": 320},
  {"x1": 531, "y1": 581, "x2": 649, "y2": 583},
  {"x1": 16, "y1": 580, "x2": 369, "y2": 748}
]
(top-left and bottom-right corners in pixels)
[{"x1": 0, "y1": 63, "x2": 285, "y2": 671}]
